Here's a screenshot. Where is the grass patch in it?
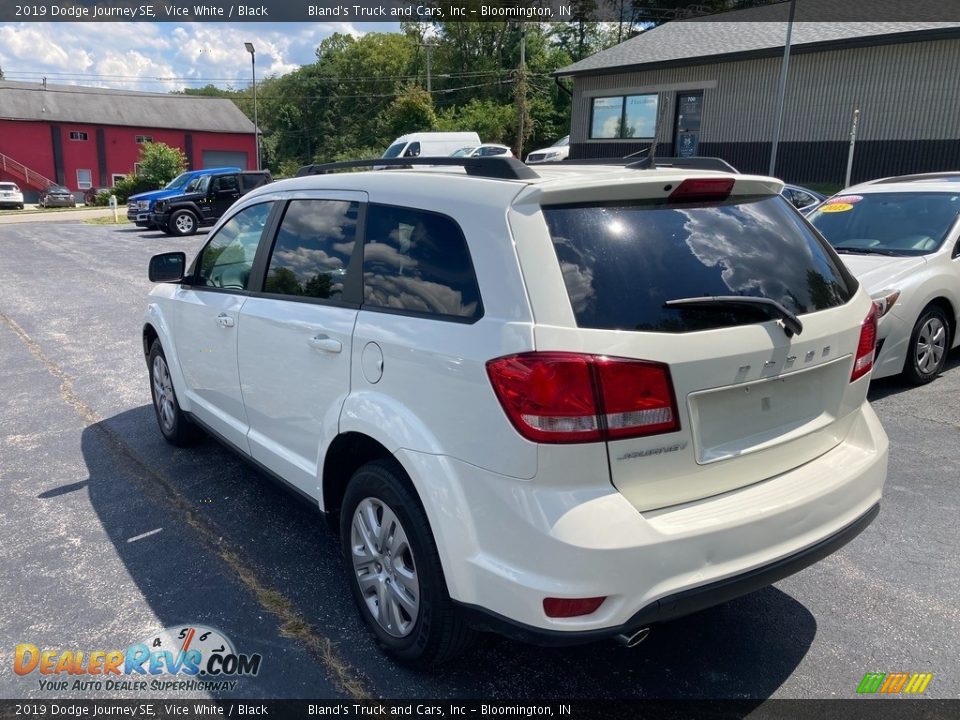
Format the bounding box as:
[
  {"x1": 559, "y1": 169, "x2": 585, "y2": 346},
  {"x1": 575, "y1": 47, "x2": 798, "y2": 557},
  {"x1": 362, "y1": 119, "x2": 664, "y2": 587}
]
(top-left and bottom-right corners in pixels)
[
  {"x1": 84, "y1": 216, "x2": 132, "y2": 226},
  {"x1": 804, "y1": 183, "x2": 844, "y2": 196}
]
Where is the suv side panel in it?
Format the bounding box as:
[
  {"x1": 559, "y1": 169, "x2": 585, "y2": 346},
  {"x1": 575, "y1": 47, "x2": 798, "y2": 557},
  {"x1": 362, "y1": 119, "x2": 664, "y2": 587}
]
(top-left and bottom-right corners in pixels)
[{"x1": 237, "y1": 192, "x2": 365, "y2": 497}]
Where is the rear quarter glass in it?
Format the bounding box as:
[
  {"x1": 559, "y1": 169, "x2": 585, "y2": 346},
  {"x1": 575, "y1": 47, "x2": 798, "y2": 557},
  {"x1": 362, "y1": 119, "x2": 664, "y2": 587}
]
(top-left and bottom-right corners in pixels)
[{"x1": 543, "y1": 195, "x2": 854, "y2": 333}]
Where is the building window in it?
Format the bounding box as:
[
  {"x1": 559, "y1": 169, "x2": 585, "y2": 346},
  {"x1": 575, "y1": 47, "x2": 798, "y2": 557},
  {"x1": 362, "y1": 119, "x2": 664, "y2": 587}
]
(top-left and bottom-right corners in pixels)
[
  {"x1": 134, "y1": 163, "x2": 145, "y2": 176},
  {"x1": 69, "y1": 131, "x2": 88, "y2": 141},
  {"x1": 136, "y1": 135, "x2": 153, "y2": 144},
  {"x1": 111, "y1": 174, "x2": 126, "y2": 186},
  {"x1": 589, "y1": 94, "x2": 658, "y2": 139},
  {"x1": 76, "y1": 169, "x2": 93, "y2": 190}
]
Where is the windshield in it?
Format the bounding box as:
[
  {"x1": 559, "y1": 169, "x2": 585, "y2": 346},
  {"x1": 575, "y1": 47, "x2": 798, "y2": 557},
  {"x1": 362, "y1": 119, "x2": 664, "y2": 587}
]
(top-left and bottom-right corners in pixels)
[
  {"x1": 184, "y1": 176, "x2": 211, "y2": 194},
  {"x1": 450, "y1": 147, "x2": 475, "y2": 157},
  {"x1": 544, "y1": 195, "x2": 853, "y2": 333},
  {"x1": 164, "y1": 172, "x2": 190, "y2": 190},
  {"x1": 809, "y1": 191, "x2": 960, "y2": 256},
  {"x1": 553, "y1": 136, "x2": 570, "y2": 147},
  {"x1": 381, "y1": 142, "x2": 407, "y2": 159}
]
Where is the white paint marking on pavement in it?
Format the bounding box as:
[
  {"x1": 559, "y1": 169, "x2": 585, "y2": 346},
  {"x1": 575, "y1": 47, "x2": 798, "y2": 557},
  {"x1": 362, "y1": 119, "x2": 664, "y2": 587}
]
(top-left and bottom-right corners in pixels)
[{"x1": 126, "y1": 528, "x2": 163, "y2": 543}]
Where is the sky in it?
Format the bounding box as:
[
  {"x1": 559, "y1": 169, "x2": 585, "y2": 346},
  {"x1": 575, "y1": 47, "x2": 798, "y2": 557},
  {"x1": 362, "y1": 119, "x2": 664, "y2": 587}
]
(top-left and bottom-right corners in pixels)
[{"x1": 0, "y1": 22, "x2": 401, "y2": 93}]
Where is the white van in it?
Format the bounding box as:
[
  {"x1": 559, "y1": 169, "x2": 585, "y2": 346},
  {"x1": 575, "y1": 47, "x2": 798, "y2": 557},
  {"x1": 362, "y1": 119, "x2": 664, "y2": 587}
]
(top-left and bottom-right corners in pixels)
[{"x1": 382, "y1": 132, "x2": 481, "y2": 160}]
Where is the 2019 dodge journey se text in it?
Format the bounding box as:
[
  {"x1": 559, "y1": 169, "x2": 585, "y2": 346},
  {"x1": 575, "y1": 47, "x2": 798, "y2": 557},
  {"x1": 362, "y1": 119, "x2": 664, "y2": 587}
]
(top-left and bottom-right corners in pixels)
[{"x1": 143, "y1": 156, "x2": 888, "y2": 665}]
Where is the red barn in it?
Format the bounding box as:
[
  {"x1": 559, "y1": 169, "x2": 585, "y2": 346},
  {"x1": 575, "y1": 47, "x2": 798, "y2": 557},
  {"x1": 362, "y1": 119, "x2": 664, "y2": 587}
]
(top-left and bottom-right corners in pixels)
[{"x1": 0, "y1": 80, "x2": 257, "y2": 201}]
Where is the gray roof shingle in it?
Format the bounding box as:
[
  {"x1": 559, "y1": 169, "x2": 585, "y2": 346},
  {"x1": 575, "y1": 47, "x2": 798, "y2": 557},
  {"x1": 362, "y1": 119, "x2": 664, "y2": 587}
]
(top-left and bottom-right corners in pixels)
[
  {"x1": 0, "y1": 80, "x2": 255, "y2": 133},
  {"x1": 556, "y1": 4, "x2": 960, "y2": 76}
]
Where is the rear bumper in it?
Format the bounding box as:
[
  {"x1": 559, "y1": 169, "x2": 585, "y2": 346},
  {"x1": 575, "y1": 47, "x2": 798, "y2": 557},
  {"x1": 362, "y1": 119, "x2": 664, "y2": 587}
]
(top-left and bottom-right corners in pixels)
[
  {"x1": 455, "y1": 502, "x2": 879, "y2": 645},
  {"x1": 401, "y1": 402, "x2": 888, "y2": 635}
]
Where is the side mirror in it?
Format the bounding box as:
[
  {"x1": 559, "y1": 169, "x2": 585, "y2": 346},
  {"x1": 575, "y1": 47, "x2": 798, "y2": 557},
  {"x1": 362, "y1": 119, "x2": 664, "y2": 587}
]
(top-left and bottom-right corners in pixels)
[{"x1": 149, "y1": 252, "x2": 186, "y2": 283}]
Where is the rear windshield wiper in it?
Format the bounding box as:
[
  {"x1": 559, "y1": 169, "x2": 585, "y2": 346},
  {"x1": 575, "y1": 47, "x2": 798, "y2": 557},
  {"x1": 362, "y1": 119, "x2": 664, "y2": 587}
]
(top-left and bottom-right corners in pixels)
[
  {"x1": 832, "y1": 246, "x2": 901, "y2": 256},
  {"x1": 664, "y1": 296, "x2": 804, "y2": 337}
]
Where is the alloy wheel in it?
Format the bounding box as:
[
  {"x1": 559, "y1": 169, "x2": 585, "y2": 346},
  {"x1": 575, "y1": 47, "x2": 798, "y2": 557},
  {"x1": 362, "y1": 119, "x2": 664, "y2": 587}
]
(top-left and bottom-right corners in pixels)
[
  {"x1": 350, "y1": 497, "x2": 420, "y2": 638},
  {"x1": 916, "y1": 316, "x2": 946, "y2": 375},
  {"x1": 151, "y1": 355, "x2": 176, "y2": 433}
]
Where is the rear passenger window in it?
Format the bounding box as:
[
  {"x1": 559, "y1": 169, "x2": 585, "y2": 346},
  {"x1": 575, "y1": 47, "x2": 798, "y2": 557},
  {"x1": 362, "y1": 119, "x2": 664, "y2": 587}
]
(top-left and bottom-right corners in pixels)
[
  {"x1": 264, "y1": 200, "x2": 359, "y2": 300},
  {"x1": 195, "y1": 202, "x2": 273, "y2": 290},
  {"x1": 212, "y1": 175, "x2": 238, "y2": 193},
  {"x1": 362, "y1": 204, "x2": 482, "y2": 321}
]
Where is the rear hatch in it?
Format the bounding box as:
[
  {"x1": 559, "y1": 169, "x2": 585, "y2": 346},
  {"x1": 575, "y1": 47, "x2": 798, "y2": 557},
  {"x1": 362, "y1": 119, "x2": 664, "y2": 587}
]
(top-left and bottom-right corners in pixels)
[{"x1": 514, "y1": 175, "x2": 875, "y2": 511}]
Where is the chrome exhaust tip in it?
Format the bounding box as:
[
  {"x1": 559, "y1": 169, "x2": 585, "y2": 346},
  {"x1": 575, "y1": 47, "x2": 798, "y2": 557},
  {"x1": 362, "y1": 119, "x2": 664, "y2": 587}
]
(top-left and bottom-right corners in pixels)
[{"x1": 614, "y1": 627, "x2": 650, "y2": 648}]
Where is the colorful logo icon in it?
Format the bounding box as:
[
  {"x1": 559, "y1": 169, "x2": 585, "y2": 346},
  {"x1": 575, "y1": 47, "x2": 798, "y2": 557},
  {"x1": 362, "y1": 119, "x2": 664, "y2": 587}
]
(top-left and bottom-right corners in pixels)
[
  {"x1": 14, "y1": 625, "x2": 261, "y2": 692},
  {"x1": 857, "y1": 672, "x2": 933, "y2": 695}
]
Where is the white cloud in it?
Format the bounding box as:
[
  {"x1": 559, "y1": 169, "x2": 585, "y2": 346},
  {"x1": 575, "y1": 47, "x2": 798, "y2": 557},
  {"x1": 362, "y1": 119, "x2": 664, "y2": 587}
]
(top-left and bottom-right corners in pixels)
[{"x1": 0, "y1": 21, "x2": 386, "y2": 92}]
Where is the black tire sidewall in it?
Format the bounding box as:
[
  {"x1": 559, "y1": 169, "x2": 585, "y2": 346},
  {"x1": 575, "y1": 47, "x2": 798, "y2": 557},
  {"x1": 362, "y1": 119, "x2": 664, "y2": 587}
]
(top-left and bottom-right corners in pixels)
[
  {"x1": 907, "y1": 306, "x2": 950, "y2": 383},
  {"x1": 340, "y1": 464, "x2": 445, "y2": 662}
]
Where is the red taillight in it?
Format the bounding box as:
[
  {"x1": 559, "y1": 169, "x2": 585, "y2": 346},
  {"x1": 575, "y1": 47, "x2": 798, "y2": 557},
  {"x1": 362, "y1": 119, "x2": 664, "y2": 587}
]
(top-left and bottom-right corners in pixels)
[
  {"x1": 486, "y1": 352, "x2": 680, "y2": 444},
  {"x1": 668, "y1": 178, "x2": 735, "y2": 202},
  {"x1": 543, "y1": 596, "x2": 606, "y2": 618},
  {"x1": 851, "y1": 304, "x2": 878, "y2": 382}
]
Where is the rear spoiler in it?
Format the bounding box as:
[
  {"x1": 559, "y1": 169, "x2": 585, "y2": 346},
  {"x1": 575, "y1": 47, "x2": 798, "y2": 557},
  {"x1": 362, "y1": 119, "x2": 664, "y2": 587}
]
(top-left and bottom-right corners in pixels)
[{"x1": 558, "y1": 156, "x2": 739, "y2": 174}]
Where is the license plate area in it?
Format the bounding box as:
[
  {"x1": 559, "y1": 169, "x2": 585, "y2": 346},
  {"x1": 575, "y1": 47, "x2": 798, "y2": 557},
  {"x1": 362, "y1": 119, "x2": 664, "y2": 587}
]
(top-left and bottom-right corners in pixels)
[{"x1": 688, "y1": 357, "x2": 849, "y2": 465}]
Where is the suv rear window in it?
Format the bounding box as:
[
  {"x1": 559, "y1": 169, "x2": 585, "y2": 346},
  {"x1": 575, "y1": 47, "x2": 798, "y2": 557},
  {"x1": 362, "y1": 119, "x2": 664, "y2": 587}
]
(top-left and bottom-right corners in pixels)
[{"x1": 543, "y1": 195, "x2": 853, "y2": 333}]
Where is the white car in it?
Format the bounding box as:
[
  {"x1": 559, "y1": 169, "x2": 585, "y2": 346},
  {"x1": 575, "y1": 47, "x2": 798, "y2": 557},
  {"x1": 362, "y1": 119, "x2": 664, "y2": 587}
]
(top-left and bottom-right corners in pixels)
[
  {"x1": 450, "y1": 144, "x2": 513, "y2": 158},
  {"x1": 144, "y1": 156, "x2": 887, "y2": 665},
  {"x1": 807, "y1": 173, "x2": 960, "y2": 384},
  {"x1": 526, "y1": 135, "x2": 570, "y2": 164},
  {"x1": 0, "y1": 182, "x2": 25, "y2": 210}
]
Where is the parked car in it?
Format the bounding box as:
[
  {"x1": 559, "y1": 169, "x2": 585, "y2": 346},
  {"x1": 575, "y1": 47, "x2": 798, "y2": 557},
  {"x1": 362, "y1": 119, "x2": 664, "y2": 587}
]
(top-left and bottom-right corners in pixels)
[
  {"x1": 807, "y1": 173, "x2": 960, "y2": 384},
  {"x1": 782, "y1": 183, "x2": 825, "y2": 214},
  {"x1": 382, "y1": 132, "x2": 481, "y2": 160},
  {"x1": 39, "y1": 185, "x2": 76, "y2": 208},
  {"x1": 144, "y1": 156, "x2": 887, "y2": 665},
  {"x1": 525, "y1": 135, "x2": 570, "y2": 164},
  {"x1": 128, "y1": 167, "x2": 241, "y2": 228},
  {"x1": 150, "y1": 170, "x2": 272, "y2": 236},
  {"x1": 0, "y1": 182, "x2": 24, "y2": 210},
  {"x1": 450, "y1": 144, "x2": 513, "y2": 158}
]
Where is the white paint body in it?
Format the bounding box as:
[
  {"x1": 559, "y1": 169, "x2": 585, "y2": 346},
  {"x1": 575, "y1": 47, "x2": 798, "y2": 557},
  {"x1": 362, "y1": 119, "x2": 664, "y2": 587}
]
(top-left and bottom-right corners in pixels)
[{"x1": 144, "y1": 164, "x2": 888, "y2": 634}]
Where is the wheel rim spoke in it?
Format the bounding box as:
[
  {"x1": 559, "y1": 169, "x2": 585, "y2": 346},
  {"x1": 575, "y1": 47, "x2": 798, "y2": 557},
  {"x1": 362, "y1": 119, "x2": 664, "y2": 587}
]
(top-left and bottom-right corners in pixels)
[
  {"x1": 917, "y1": 318, "x2": 947, "y2": 375},
  {"x1": 350, "y1": 495, "x2": 420, "y2": 638}
]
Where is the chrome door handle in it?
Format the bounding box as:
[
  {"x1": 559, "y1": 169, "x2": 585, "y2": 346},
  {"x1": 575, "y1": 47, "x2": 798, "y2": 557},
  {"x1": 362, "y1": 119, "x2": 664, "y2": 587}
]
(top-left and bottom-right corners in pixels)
[
  {"x1": 216, "y1": 313, "x2": 235, "y2": 328},
  {"x1": 308, "y1": 334, "x2": 342, "y2": 353}
]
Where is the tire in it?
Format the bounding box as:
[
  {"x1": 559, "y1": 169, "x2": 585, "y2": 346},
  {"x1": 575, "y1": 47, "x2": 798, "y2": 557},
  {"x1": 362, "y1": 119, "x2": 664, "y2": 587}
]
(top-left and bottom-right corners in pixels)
[
  {"x1": 169, "y1": 209, "x2": 198, "y2": 236},
  {"x1": 904, "y1": 305, "x2": 951, "y2": 385},
  {"x1": 147, "y1": 340, "x2": 205, "y2": 446},
  {"x1": 341, "y1": 460, "x2": 475, "y2": 666}
]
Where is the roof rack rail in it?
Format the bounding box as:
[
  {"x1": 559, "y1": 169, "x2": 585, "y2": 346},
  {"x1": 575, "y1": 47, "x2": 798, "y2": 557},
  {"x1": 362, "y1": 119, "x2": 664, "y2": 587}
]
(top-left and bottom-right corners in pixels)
[
  {"x1": 868, "y1": 172, "x2": 960, "y2": 185},
  {"x1": 558, "y1": 156, "x2": 739, "y2": 173},
  {"x1": 296, "y1": 156, "x2": 540, "y2": 181}
]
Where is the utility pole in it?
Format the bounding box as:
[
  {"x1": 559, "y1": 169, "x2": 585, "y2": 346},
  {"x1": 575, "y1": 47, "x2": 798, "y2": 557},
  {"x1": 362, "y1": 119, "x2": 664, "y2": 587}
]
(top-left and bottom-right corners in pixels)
[
  {"x1": 845, "y1": 106, "x2": 860, "y2": 188},
  {"x1": 768, "y1": 0, "x2": 796, "y2": 177},
  {"x1": 514, "y1": 26, "x2": 527, "y2": 160},
  {"x1": 426, "y1": 42, "x2": 433, "y2": 93},
  {"x1": 244, "y1": 42, "x2": 260, "y2": 171}
]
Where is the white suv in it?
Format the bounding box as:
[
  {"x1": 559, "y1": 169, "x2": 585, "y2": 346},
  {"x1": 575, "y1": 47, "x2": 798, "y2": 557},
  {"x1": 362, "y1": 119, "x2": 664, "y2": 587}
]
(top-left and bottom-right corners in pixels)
[{"x1": 143, "y1": 156, "x2": 888, "y2": 665}]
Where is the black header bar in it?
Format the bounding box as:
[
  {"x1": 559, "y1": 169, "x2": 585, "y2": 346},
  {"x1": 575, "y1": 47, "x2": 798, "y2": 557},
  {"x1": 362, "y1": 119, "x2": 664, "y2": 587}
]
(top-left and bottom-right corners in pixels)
[{"x1": 1, "y1": 0, "x2": 959, "y2": 23}]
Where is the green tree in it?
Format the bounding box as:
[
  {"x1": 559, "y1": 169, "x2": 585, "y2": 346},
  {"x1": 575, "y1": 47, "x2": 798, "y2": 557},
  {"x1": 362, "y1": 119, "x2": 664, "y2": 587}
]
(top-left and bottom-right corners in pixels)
[
  {"x1": 137, "y1": 142, "x2": 187, "y2": 188},
  {"x1": 381, "y1": 84, "x2": 437, "y2": 138}
]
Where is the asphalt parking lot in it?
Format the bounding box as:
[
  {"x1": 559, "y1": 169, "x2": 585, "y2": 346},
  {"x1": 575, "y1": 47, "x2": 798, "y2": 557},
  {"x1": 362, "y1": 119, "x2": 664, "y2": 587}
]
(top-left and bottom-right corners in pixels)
[{"x1": 1, "y1": 220, "x2": 958, "y2": 701}]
